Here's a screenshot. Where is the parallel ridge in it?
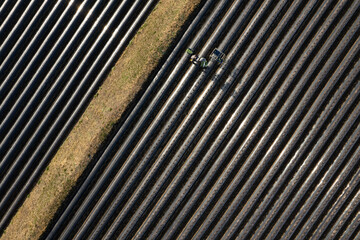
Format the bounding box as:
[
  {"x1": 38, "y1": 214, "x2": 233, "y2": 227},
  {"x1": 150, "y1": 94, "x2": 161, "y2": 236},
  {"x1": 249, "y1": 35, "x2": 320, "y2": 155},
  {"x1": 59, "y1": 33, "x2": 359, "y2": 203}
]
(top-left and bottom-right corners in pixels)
[
  {"x1": 0, "y1": 0, "x2": 157, "y2": 233},
  {"x1": 45, "y1": 0, "x2": 360, "y2": 239}
]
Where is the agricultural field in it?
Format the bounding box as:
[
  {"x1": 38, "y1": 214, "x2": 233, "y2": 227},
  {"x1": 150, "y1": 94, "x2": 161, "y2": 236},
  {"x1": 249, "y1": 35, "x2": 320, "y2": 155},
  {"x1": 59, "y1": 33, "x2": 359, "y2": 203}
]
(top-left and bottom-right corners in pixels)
[
  {"x1": 1, "y1": 0, "x2": 360, "y2": 239},
  {"x1": 0, "y1": 0, "x2": 201, "y2": 238}
]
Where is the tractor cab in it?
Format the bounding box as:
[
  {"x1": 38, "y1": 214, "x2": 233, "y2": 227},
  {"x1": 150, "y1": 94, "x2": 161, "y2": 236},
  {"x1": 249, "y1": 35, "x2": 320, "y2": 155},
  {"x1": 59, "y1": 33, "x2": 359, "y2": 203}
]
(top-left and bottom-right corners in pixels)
[{"x1": 186, "y1": 48, "x2": 208, "y2": 68}]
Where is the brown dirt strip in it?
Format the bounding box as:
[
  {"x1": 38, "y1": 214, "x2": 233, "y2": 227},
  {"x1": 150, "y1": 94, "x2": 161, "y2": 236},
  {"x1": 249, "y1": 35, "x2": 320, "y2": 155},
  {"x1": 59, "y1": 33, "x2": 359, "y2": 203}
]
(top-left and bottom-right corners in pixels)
[{"x1": 1, "y1": 0, "x2": 201, "y2": 239}]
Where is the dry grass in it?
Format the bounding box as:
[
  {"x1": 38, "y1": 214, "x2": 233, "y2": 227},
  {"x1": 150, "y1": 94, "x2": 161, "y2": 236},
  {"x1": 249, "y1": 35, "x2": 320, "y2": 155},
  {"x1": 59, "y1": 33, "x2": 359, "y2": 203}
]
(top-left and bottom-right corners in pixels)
[{"x1": 1, "y1": 0, "x2": 201, "y2": 239}]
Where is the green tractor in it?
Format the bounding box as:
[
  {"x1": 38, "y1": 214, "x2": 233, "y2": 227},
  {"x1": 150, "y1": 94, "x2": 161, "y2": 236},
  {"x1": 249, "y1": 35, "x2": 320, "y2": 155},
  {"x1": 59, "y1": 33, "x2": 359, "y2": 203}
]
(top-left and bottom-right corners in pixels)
[{"x1": 186, "y1": 48, "x2": 225, "y2": 68}]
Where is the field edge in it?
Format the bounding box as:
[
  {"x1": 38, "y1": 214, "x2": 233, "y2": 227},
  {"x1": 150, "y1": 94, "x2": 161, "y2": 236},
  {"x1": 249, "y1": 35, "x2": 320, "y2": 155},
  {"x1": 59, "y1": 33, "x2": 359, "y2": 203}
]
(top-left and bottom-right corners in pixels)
[{"x1": 0, "y1": 0, "x2": 201, "y2": 239}]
